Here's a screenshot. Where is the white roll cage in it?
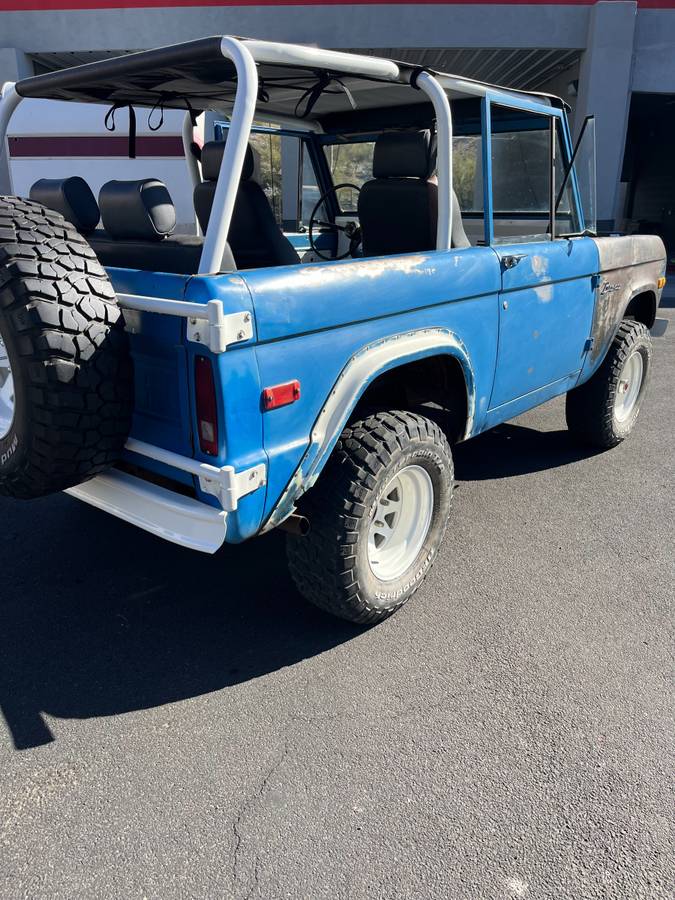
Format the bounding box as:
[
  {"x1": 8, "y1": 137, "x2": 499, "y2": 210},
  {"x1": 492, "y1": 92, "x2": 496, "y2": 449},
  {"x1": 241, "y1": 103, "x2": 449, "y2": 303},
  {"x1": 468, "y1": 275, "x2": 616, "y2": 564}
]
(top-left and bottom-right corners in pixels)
[{"x1": 0, "y1": 36, "x2": 455, "y2": 273}]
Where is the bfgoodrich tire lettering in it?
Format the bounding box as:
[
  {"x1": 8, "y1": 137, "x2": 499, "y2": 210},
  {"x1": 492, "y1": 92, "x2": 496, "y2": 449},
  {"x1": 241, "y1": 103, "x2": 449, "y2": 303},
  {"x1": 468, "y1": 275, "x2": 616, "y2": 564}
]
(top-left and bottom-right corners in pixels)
[
  {"x1": 565, "y1": 318, "x2": 652, "y2": 449},
  {"x1": 0, "y1": 195, "x2": 133, "y2": 499},
  {"x1": 286, "y1": 410, "x2": 454, "y2": 624}
]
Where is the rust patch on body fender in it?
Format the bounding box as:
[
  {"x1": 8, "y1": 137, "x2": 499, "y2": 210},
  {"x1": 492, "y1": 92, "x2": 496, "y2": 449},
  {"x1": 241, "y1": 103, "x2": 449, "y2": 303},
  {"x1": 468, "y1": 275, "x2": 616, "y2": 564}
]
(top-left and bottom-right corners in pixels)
[{"x1": 589, "y1": 235, "x2": 666, "y2": 365}]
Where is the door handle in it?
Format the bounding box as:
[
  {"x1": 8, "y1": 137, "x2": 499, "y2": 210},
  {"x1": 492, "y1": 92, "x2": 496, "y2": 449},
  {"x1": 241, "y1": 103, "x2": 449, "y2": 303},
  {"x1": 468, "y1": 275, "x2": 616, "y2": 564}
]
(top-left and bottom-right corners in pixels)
[{"x1": 501, "y1": 254, "x2": 527, "y2": 270}]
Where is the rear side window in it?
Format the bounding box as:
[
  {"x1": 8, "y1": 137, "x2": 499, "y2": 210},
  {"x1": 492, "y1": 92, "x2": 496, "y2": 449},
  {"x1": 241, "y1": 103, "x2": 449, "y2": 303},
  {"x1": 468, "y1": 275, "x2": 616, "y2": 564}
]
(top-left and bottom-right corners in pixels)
[
  {"x1": 248, "y1": 131, "x2": 283, "y2": 224},
  {"x1": 323, "y1": 139, "x2": 376, "y2": 212},
  {"x1": 300, "y1": 142, "x2": 322, "y2": 226},
  {"x1": 453, "y1": 135, "x2": 483, "y2": 213}
]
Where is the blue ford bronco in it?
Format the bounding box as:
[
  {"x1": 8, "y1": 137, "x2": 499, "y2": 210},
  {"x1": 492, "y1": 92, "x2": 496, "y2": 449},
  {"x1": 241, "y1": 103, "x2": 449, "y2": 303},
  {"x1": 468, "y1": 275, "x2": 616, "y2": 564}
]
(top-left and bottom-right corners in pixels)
[{"x1": 0, "y1": 37, "x2": 667, "y2": 623}]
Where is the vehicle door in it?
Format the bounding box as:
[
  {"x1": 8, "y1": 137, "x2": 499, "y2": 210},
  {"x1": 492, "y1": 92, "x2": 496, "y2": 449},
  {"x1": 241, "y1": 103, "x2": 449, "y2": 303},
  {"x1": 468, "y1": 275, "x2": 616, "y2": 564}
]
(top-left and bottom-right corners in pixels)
[{"x1": 486, "y1": 101, "x2": 597, "y2": 411}]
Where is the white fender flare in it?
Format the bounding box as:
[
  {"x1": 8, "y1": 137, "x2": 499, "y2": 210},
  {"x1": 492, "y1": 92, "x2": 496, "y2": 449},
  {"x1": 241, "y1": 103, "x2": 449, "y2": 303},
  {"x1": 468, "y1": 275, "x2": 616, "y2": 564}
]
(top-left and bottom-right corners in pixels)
[{"x1": 265, "y1": 327, "x2": 475, "y2": 530}]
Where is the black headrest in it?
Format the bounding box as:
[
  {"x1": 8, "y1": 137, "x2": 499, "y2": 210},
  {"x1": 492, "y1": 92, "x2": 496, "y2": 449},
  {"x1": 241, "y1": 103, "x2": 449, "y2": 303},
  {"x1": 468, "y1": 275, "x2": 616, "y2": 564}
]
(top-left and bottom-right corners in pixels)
[
  {"x1": 201, "y1": 141, "x2": 256, "y2": 182},
  {"x1": 372, "y1": 131, "x2": 432, "y2": 179},
  {"x1": 99, "y1": 179, "x2": 176, "y2": 241},
  {"x1": 29, "y1": 176, "x2": 99, "y2": 234}
]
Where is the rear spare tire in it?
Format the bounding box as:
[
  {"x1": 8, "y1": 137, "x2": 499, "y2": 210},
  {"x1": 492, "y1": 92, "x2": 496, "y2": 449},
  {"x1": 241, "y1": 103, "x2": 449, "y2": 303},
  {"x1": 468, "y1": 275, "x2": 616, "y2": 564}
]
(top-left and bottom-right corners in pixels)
[{"x1": 0, "y1": 195, "x2": 133, "y2": 499}]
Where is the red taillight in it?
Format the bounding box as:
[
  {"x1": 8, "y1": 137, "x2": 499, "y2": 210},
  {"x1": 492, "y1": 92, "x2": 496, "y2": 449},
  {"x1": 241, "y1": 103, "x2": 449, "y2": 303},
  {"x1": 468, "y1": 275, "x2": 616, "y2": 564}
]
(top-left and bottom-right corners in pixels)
[{"x1": 194, "y1": 355, "x2": 218, "y2": 456}]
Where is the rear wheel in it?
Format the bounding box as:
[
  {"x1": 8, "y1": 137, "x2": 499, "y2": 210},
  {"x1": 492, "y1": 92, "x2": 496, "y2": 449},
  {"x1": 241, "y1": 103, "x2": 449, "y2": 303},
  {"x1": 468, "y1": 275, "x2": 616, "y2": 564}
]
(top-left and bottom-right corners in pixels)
[
  {"x1": 0, "y1": 195, "x2": 133, "y2": 499},
  {"x1": 566, "y1": 319, "x2": 652, "y2": 449},
  {"x1": 286, "y1": 410, "x2": 454, "y2": 624}
]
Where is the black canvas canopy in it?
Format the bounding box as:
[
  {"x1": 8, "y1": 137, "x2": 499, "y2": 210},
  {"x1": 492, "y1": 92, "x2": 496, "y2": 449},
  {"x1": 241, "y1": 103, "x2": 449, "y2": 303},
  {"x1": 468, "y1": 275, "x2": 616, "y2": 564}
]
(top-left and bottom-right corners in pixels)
[
  {"x1": 14, "y1": 36, "x2": 562, "y2": 135},
  {"x1": 16, "y1": 38, "x2": 237, "y2": 109},
  {"x1": 15, "y1": 37, "x2": 422, "y2": 126}
]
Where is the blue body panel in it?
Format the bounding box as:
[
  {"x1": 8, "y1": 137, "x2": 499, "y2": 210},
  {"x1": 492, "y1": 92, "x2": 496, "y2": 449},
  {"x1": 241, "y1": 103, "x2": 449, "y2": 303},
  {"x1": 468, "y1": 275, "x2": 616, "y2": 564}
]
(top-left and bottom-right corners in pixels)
[
  {"x1": 104, "y1": 90, "x2": 606, "y2": 544},
  {"x1": 241, "y1": 248, "x2": 501, "y2": 521},
  {"x1": 110, "y1": 239, "x2": 601, "y2": 542},
  {"x1": 490, "y1": 237, "x2": 599, "y2": 408}
]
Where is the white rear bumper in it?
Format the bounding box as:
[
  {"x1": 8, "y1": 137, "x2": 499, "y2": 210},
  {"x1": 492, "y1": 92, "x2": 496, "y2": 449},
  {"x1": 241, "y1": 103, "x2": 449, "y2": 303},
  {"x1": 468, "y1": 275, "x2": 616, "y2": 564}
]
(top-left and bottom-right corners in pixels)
[{"x1": 66, "y1": 469, "x2": 228, "y2": 554}]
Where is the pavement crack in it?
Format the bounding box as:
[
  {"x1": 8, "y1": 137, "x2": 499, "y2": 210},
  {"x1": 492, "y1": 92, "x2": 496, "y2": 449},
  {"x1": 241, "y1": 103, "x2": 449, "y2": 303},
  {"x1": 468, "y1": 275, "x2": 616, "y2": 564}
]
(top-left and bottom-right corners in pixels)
[{"x1": 231, "y1": 742, "x2": 289, "y2": 899}]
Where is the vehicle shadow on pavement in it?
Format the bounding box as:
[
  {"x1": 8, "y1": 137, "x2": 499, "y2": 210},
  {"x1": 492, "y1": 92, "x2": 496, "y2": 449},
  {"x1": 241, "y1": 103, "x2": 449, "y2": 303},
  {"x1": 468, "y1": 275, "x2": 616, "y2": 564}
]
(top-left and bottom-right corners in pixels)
[
  {"x1": 1, "y1": 424, "x2": 595, "y2": 751},
  {"x1": 0, "y1": 497, "x2": 360, "y2": 751},
  {"x1": 452, "y1": 423, "x2": 602, "y2": 481}
]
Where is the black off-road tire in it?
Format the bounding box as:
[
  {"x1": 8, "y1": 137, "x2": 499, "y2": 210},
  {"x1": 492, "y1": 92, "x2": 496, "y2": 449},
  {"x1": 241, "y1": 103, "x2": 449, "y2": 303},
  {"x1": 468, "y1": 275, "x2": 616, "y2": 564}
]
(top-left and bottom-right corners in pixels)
[
  {"x1": 565, "y1": 319, "x2": 652, "y2": 449},
  {"x1": 286, "y1": 410, "x2": 454, "y2": 625},
  {"x1": 0, "y1": 195, "x2": 133, "y2": 499}
]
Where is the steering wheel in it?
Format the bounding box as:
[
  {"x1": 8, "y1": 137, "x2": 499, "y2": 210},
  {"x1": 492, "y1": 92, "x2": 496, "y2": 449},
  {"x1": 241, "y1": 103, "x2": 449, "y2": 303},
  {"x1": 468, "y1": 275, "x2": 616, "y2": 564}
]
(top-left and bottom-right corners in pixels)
[{"x1": 308, "y1": 182, "x2": 362, "y2": 261}]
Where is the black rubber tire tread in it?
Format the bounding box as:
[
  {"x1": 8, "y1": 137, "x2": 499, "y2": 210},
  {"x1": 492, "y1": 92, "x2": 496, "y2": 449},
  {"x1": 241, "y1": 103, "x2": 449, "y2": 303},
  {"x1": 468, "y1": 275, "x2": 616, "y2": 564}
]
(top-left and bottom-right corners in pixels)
[
  {"x1": 0, "y1": 195, "x2": 133, "y2": 499},
  {"x1": 565, "y1": 318, "x2": 652, "y2": 449},
  {"x1": 286, "y1": 409, "x2": 453, "y2": 625}
]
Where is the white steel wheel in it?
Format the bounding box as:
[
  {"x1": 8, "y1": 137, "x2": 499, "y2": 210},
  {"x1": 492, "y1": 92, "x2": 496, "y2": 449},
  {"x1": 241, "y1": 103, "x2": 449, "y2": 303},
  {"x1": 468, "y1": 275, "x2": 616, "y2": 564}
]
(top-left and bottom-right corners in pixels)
[
  {"x1": 367, "y1": 464, "x2": 434, "y2": 582},
  {"x1": 286, "y1": 410, "x2": 454, "y2": 625},
  {"x1": 613, "y1": 349, "x2": 644, "y2": 424},
  {"x1": 0, "y1": 335, "x2": 14, "y2": 441}
]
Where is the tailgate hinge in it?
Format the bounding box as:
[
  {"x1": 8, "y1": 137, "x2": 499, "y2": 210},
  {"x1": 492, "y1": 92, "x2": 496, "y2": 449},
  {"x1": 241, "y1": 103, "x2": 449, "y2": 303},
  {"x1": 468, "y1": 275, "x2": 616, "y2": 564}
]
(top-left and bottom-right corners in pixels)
[
  {"x1": 198, "y1": 462, "x2": 266, "y2": 512},
  {"x1": 187, "y1": 301, "x2": 253, "y2": 354}
]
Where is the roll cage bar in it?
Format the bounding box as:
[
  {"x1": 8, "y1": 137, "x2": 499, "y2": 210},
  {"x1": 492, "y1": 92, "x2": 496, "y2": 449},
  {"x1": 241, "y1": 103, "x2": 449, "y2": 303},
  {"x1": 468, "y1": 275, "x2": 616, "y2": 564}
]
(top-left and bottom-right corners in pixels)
[{"x1": 0, "y1": 36, "x2": 571, "y2": 274}]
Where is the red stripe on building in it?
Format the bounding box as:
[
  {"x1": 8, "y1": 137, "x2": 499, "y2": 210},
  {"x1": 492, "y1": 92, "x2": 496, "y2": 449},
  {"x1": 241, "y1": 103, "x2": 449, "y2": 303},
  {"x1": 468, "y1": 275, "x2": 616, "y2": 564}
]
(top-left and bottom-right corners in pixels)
[
  {"x1": 8, "y1": 135, "x2": 185, "y2": 157},
  {"x1": 2, "y1": 0, "x2": 675, "y2": 9}
]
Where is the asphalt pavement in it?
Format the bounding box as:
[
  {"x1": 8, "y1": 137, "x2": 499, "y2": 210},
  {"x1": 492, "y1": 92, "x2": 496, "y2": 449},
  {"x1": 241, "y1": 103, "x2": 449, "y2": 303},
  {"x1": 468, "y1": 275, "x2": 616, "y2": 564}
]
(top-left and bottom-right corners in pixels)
[{"x1": 1, "y1": 306, "x2": 673, "y2": 899}]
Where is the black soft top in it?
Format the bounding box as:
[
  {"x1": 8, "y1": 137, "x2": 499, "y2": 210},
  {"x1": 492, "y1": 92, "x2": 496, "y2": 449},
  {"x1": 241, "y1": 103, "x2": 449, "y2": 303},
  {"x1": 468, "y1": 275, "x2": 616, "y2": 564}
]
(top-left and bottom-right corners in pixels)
[
  {"x1": 15, "y1": 36, "x2": 564, "y2": 135},
  {"x1": 16, "y1": 38, "x2": 239, "y2": 110}
]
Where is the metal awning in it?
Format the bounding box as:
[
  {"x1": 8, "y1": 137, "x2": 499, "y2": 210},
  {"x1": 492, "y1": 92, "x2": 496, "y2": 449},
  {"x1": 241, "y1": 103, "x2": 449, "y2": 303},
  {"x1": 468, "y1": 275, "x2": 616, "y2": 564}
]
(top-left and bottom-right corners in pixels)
[{"x1": 361, "y1": 47, "x2": 581, "y2": 93}]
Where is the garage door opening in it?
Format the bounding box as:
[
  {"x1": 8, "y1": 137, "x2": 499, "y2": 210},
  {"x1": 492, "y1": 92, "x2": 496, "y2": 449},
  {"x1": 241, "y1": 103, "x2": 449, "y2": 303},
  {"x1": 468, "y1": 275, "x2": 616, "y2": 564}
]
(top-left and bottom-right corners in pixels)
[{"x1": 621, "y1": 93, "x2": 675, "y2": 268}]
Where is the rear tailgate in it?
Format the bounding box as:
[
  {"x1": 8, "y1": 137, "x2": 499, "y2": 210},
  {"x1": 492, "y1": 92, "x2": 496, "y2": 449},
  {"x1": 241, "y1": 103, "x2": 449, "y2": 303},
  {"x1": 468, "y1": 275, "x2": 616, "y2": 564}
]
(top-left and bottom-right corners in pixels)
[
  {"x1": 84, "y1": 267, "x2": 268, "y2": 547},
  {"x1": 107, "y1": 267, "x2": 194, "y2": 487}
]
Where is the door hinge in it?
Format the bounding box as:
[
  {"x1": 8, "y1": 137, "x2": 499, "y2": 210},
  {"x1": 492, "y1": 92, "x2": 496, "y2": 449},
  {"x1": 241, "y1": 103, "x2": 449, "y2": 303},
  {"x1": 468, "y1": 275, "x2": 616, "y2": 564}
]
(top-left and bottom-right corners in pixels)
[
  {"x1": 583, "y1": 337, "x2": 594, "y2": 352},
  {"x1": 187, "y1": 302, "x2": 253, "y2": 354},
  {"x1": 590, "y1": 274, "x2": 601, "y2": 290}
]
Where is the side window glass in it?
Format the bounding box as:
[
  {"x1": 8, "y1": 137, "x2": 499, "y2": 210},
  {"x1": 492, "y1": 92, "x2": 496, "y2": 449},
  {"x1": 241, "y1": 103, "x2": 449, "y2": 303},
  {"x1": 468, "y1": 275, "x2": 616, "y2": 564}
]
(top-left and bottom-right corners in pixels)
[
  {"x1": 490, "y1": 106, "x2": 551, "y2": 244},
  {"x1": 557, "y1": 116, "x2": 596, "y2": 236},
  {"x1": 554, "y1": 123, "x2": 581, "y2": 236},
  {"x1": 453, "y1": 135, "x2": 483, "y2": 213},
  {"x1": 574, "y1": 116, "x2": 596, "y2": 235},
  {"x1": 216, "y1": 127, "x2": 315, "y2": 232},
  {"x1": 249, "y1": 131, "x2": 283, "y2": 224},
  {"x1": 300, "y1": 142, "x2": 322, "y2": 227},
  {"x1": 323, "y1": 139, "x2": 376, "y2": 213}
]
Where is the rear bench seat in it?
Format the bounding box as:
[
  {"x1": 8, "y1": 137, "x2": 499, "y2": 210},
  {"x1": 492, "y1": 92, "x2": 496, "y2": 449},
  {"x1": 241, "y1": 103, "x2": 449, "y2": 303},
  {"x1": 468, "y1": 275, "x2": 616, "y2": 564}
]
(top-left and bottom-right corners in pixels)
[
  {"x1": 30, "y1": 175, "x2": 100, "y2": 235},
  {"x1": 30, "y1": 176, "x2": 235, "y2": 274}
]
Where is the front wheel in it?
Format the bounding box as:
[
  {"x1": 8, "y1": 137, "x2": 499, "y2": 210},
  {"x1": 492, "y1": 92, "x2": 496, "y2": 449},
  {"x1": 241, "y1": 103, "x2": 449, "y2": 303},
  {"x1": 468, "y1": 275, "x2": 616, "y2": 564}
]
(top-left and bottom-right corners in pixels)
[
  {"x1": 286, "y1": 410, "x2": 454, "y2": 625},
  {"x1": 566, "y1": 319, "x2": 652, "y2": 449}
]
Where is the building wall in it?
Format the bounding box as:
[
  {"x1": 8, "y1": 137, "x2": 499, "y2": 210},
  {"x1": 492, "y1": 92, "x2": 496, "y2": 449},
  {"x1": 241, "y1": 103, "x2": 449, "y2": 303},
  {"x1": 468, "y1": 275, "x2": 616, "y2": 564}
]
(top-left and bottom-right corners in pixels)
[
  {"x1": 1, "y1": 0, "x2": 674, "y2": 228},
  {"x1": 633, "y1": 8, "x2": 675, "y2": 92},
  {"x1": 0, "y1": 2, "x2": 591, "y2": 52}
]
